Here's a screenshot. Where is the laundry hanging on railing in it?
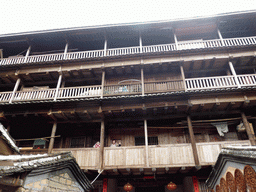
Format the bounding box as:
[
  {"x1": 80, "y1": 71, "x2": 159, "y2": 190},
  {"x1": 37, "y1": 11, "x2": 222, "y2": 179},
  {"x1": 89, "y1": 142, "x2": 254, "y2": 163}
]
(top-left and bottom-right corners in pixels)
[{"x1": 211, "y1": 122, "x2": 229, "y2": 136}]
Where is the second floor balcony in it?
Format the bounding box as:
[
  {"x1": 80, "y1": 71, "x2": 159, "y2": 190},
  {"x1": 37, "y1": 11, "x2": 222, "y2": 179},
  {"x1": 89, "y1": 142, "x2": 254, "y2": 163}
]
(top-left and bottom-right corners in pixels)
[{"x1": 0, "y1": 73, "x2": 255, "y2": 104}]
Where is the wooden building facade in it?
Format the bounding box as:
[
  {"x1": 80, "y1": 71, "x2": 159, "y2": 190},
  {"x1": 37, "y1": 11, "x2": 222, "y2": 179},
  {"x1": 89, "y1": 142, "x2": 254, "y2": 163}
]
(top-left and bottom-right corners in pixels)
[{"x1": 0, "y1": 11, "x2": 256, "y2": 191}]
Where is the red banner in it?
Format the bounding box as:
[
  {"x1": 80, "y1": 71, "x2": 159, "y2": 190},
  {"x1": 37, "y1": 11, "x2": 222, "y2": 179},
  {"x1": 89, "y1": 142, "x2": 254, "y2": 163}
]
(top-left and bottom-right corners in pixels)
[
  {"x1": 103, "y1": 178, "x2": 108, "y2": 192},
  {"x1": 192, "y1": 176, "x2": 199, "y2": 192}
]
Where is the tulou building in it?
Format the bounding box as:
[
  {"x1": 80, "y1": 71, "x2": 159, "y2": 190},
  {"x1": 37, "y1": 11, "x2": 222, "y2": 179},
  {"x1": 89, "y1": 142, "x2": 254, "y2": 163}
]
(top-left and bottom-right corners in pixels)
[{"x1": 0, "y1": 10, "x2": 256, "y2": 192}]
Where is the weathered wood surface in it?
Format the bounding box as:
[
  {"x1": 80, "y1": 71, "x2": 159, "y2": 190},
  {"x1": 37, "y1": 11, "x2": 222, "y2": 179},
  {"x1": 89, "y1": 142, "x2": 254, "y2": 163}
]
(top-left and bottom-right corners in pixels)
[
  {"x1": 53, "y1": 148, "x2": 100, "y2": 169},
  {"x1": 104, "y1": 146, "x2": 145, "y2": 168},
  {"x1": 196, "y1": 140, "x2": 250, "y2": 165}
]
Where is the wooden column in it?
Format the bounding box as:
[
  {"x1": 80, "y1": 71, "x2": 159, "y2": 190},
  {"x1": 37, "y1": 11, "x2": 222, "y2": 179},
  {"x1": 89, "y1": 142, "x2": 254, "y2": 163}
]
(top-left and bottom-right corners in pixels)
[
  {"x1": 9, "y1": 78, "x2": 21, "y2": 103},
  {"x1": 217, "y1": 29, "x2": 224, "y2": 45},
  {"x1": 64, "y1": 43, "x2": 68, "y2": 59},
  {"x1": 99, "y1": 120, "x2": 105, "y2": 170},
  {"x1": 101, "y1": 70, "x2": 105, "y2": 98},
  {"x1": 104, "y1": 39, "x2": 107, "y2": 56},
  {"x1": 0, "y1": 49, "x2": 3, "y2": 59},
  {"x1": 144, "y1": 119, "x2": 149, "y2": 167},
  {"x1": 174, "y1": 33, "x2": 178, "y2": 50},
  {"x1": 180, "y1": 65, "x2": 186, "y2": 91},
  {"x1": 139, "y1": 34, "x2": 143, "y2": 53},
  {"x1": 187, "y1": 116, "x2": 200, "y2": 166},
  {"x1": 24, "y1": 46, "x2": 31, "y2": 63},
  {"x1": 241, "y1": 112, "x2": 256, "y2": 145},
  {"x1": 54, "y1": 73, "x2": 62, "y2": 101},
  {"x1": 141, "y1": 67, "x2": 145, "y2": 96},
  {"x1": 229, "y1": 61, "x2": 241, "y2": 88},
  {"x1": 48, "y1": 122, "x2": 57, "y2": 154}
]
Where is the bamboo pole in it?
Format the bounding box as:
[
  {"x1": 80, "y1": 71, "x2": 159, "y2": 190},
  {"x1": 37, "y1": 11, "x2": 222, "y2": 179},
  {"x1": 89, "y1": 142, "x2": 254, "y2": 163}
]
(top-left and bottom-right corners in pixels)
[
  {"x1": 48, "y1": 122, "x2": 57, "y2": 154},
  {"x1": 101, "y1": 70, "x2": 105, "y2": 98}
]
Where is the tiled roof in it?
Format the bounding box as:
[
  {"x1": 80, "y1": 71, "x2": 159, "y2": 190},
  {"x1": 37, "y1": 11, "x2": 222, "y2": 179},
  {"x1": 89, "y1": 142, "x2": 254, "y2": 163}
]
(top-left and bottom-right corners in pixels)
[{"x1": 0, "y1": 152, "x2": 93, "y2": 191}]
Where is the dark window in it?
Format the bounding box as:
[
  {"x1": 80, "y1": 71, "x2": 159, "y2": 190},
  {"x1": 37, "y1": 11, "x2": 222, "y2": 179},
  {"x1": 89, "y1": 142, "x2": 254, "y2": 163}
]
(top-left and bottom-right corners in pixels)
[
  {"x1": 135, "y1": 136, "x2": 158, "y2": 146},
  {"x1": 70, "y1": 137, "x2": 85, "y2": 148}
]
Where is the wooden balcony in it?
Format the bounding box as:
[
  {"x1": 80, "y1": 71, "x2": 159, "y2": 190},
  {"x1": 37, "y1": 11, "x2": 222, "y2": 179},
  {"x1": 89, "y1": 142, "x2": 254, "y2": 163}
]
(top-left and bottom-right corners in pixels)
[
  {"x1": 1, "y1": 74, "x2": 256, "y2": 103},
  {"x1": 19, "y1": 140, "x2": 250, "y2": 170},
  {"x1": 0, "y1": 36, "x2": 255, "y2": 66}
]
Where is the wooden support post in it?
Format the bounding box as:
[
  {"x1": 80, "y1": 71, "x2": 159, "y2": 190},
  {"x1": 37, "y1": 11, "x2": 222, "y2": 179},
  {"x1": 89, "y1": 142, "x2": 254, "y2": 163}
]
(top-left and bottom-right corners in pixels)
[
  {"x1": 187, "y1": 116, "x2": 200, "y2": 166},
  {"x1": 180, "y1": 65, "x2": 186, "y2": 91},
  {"x1": 241, "y1": 112, "x2": 256, "y2": 145},
  {"x1": 229, "y1": 61, "x2": 241, "y2": 88},
  {"x1": 104, "y1": 39, "x2": 107, "y2": 56},
  {"x1": 48, "y1": 122, "x2": 57, "y2": 154},
  {"x1": 24, "y1": 46, "x2": 31, "y2": 63},
  {"x1": 139, "y1": 34, "x2": 143, "y2": 53},
  {"x1": 64, "y1": 43, "x2": 68, "y2": 59},
  {"x1": 101, "y1": 70, "x2": 105, "y2": 98},
  {"x1": 99, "y1": 120, "x2": 105, "y2": 170},
  {"x1": 174, "y1": 33, "x2": 178, "y2": 50},
  {"x1": 144, "y1": 119, "x2": 149, "y2": 167},
  {"x1": 0, "y1": 49, "x2": 3, "y2": 59},
  {"x1": 217, "y1": 29, "x2": 224, "y2": 45},
  {"x1": 9, "y1": 78, "x2": 21, "y2": 103},
  {"x1": 54, "y1": 73, "x2": 62, "y2": 101},
  {"x1": 141, "y1": 67, "x2": 145, "y2": 96}
]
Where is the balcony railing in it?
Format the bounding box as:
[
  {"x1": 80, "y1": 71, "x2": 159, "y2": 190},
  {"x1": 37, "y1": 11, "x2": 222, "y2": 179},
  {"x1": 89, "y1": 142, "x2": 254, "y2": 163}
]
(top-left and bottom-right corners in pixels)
[
  {"x1": 0, "y1": 74, "x2": 256, "y2": 103},
  {"x1": 0, "y1": 36, "x2": 255, "y2": 66},
  {"x1": 19, "y1": 140, "x2": 250, "y2": 170},
  {"x1": 185, "y1": 74, "x2": 256, "y2": 91}
]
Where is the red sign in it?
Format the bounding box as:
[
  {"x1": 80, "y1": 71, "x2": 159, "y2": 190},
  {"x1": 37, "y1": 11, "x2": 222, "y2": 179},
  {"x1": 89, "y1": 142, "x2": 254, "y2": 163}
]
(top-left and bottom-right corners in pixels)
[
  {"x1": 192, "y1": 176, "x2": 199, "y2": 192},
  {"x1": 103, "y1": 178, "x2": 108, "y2": 192}
]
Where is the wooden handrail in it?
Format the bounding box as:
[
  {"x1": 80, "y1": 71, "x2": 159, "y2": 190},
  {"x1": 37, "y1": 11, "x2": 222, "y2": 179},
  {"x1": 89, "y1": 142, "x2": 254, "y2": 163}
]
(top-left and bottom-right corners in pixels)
[{"x1": 0, "y1": 36, "x2": 255, "y2": 66}]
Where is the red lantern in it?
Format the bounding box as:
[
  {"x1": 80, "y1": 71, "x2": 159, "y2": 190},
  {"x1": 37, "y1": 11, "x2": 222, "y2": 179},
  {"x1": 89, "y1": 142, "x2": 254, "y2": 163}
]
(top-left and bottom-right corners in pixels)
[
  {"x1": 124, "y1": 183, "x2": 133, "y2": 192},
  {"x1": 167, "y1": 182, "x2": 177, "y2": 191}
]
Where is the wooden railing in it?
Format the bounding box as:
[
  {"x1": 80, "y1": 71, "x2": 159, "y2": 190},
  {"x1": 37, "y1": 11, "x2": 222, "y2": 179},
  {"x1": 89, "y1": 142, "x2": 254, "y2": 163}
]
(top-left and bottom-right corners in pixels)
[
  {"x1": 104, "y1": 83, "x2": 142, "y2": 95},
  {"x1": 185, "y1": 75, "x2": 237, "y2": 91},
  {"x1": 196, "y1": 140, "x2": 250, "y2": 165},
  {"x1": 1, "y1": 36, "x2": 255, "y2": 66},
  {"x1": 0, "y1": 74, "x2": 256, "y2": 103},
  {"x1": 13, "y1": 89, "x2": 56, "y2": 101},
  {"x1": 185, "y1": 74, "x2": 256, "y2": 91},
  {"x1": 53, "y1": 148, "x2": 100, "y2": 169},
  {"x1": 237, "y1": 74, "x2": 256, "y2": 86},
  {"x1": 145, "y1": 80, "x2": 184, "y2": 93},
  {"x1": 57, "y1": 86, "x2": 102, "y2": 99},
  {"x1": 19, "y1": 140, "x2": 250, "y2": 170}
]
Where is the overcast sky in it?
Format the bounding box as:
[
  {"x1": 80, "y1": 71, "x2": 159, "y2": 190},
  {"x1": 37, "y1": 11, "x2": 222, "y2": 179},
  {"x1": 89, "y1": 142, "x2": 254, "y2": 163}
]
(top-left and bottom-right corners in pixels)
[{"x1": 1, "y1": 0, "x2": 256, "y2": 35}]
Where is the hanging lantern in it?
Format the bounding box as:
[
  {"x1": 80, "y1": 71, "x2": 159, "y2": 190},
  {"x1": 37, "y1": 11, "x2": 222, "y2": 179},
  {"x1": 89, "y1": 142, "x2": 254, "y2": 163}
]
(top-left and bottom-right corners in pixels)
[
  {"x1": 124, "y1": 182, "x2": 133, "y2": 192},
  {"x1": 167, "y1": 182, "x2": 177, "y2": 191}
]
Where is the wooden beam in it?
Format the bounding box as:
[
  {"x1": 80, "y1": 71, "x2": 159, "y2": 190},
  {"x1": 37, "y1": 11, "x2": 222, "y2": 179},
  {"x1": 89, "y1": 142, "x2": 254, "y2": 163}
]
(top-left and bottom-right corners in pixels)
[
  {"x1": 48, "y1": 121, "x2": 57, "y2": 154},
  {"x1": 180, "y1": 65, "x2": 186, "y2": 91},
  {"x1": 187, "y1": 116, "x2": 200, "y2": 166},
  {"x1": 241, "y1": 112, "x2": 256, "y2": 146},
  {"x1": 84, "y1": 110, "x2": 92, "y2": 119},
  {"x1": 99, "y1": 120, "x2": 105, "y2": 170},
  {"x1": 229, "y1": 61, "x2": 241, "y2": 88}
]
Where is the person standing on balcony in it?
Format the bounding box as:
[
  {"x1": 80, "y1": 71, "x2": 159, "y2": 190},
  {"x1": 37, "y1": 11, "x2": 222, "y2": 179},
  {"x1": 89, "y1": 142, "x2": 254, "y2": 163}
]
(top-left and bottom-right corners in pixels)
[{"x1": 110, "y1": 140, "x2": 117, "y2": 147}]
